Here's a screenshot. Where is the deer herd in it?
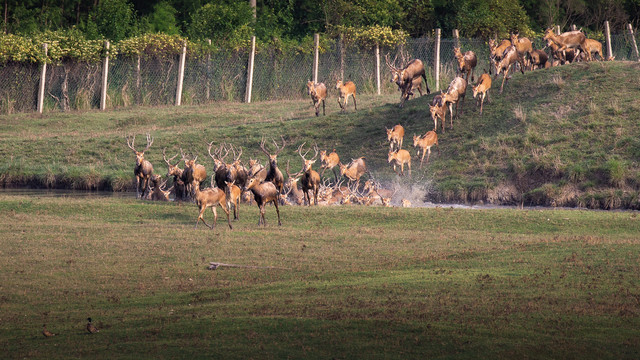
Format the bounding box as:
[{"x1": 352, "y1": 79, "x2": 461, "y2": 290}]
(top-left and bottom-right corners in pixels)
[{"x1": 126, "y1": 28, "x2": 611, "y2": 228}]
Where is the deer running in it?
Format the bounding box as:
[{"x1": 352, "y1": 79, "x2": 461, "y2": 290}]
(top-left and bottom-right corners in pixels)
[
  {"x1": 453, "y1": 47, "x2": 477, "y2": 82},
  {"x1": 510, "y1": 33, "x2": 533, "y2": 70},
  {"x1": 388, "y1": 149, "x2": 411, "y2": 176},
  {"x1": 244, "y1": 175, "x2": 282, "y2": 226},
  {"x1": 126, "y1": 133, "x2": 154, "y2": 199},
  {"x1": 413, "y1": 131, "x2": 439, "y2": 167},
  {"x1": 494, "y1": 45, "x2": 525, "y2": 93},
  {"x1": 440, "y1": 76, "x2": 467, "y2": 129},
  {"x1": 193, "y1": 183, "x2": 232, "y2": 230},
  {"x1": 429, "y1": 95, "x2": 448, "y2": 133},
  {"x1": 386, "y1": 124, "x2": 405, "y2": 152},
  {"x1": 335, "y1": 80, "x2": 357, "y2": 112},
  {"x1": 472, "y1": 72, "x2": 491, "y2": 115},
  {"x1": 339, "y1": 157, "x2": 367, "y2": 190},
  {"x1": 488, "y1": 38, "x2": 511, "y2": 75},
  {"x1": 386, "y1": 55, "x2": 430, "y2": 107},
  {"x1": 319, "y1": 149, "x2": 340, "y2": 183},
  {"x1": 543, "y1": 28, "x2": 587, "y2": 61},
  {"x1": 306, "y1": 81, "x2": 327, "y2": 116}
]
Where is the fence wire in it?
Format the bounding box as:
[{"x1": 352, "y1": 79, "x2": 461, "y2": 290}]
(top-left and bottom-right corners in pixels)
[{"x1": 1, "y1": 32, "x2": 638, "y2": 114}]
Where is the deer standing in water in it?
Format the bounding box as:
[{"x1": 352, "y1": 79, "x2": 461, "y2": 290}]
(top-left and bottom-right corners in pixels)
[{"x1": 126, "y1": 133, "x2": 154, "y2": 199}]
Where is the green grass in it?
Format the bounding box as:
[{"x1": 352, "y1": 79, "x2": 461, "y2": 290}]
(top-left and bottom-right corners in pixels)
[
  {"x1": 1, "y1": 61, "x2": 640, "y2": 208},
  {"x1": 1, "y1": 194, "x2": 639, "y2": 359}
]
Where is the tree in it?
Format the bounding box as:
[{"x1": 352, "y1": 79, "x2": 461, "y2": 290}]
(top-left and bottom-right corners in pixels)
[
  {"x1": 142, "y1": 1, "x2": 179, "y2": 35},
  {"x1": 85, "y1": 0, "x2": 137, "y2": 41},
  {"x1": 188, "y1": 1, "x2": 254, "y2": 47}
]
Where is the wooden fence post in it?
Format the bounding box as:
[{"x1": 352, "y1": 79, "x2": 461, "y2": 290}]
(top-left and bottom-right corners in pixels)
[
  {"x1": 313, "y1": 33, "x2": 319, "y2": 84},
  {"x1": 175, "y1": 41, "x2": 186, "y2": 106},
  {"x1": 556, "y1": 25, "x2": 561, "y2": 35},
  {"x1": 375, "y1": 43, "x2": 381, "y2": 95},
  {"x1": 206, "y1": 39, "x2": 211, "y2": 101},
  {"x1": 435, "y1": 29, "x2": 441, "y2": 91},
  {"x1": 604, "y1": 21, "x2": 613, "y2": 61},
  {"x1": 453, "y1": 29, "x2": 460, "y2": 48},
  {"x1": 37, "y1": 43, "x2": 48, "y2": 114},
  {"x1": 100, "y1": 41, "x2": 110, "y2": 111},
  {"x1": 245, "y1": 36, "x2": 256, "y2": 103},
  {"x1": 571, "y1": 24, "x2": 577, "y2": 31},
  {"x1": 339, "y1": 33, "x2": 345, "y2": 81},
  {"x1": 628, "y1": 24, "x2": 640, "y2": 61}
]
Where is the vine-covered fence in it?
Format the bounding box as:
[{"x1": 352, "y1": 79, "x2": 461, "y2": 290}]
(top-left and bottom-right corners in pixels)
[{"x1": 1, "y1": 27, "x2": 639, "y2": 114}]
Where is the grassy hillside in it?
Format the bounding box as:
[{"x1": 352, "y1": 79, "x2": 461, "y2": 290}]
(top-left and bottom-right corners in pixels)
[{"x1": 0, "y1": 61, "x2": 639, "y2": 209}]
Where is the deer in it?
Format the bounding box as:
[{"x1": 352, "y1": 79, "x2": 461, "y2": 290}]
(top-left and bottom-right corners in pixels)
[
  {"x1": 440, "y1": 76, "x2": 467, "y2": 129},
  {"x1": 147, "y1": 174, "x2": 173, "y2": 201},
  {"x1": 227, "y1": 143, "x2": 247, "y2": 187},
  {"x1": 510, "y1": 33, "x2": 533, "y2": 70},
  {"x1": 488, "y1": 38, "x2": 511, "y2": 75},
  {"x1": 223, "y1": 180, "x2": 242, "y2": 220},
  {"x1": 306, "y1": 81, "x2": 327, "y2": 116},
  {"x1": 208, "y1": 142, "x2": 237, "y2": 191},
  {"x1": 385, "y1": 54, "x2": 430, "y2": 107},
  {"x1": 163, "y1": 148, "x2": 186, "y2": 201},
  {"x1": 545, "y1": 39, "x2": 577, "y2": 64},
  {"x1": 319, "y1": 148, "x2": 340, "y2": 183},
  {"x1": 583, "y1": 38, "x2": 603, "y2": 61},
  {"x1": 453, "y1": 47, "x2": 477, "y2": 82},
  {"x1": 472, "y1": 71, "x2": 491, "y2": 115},
  {"x1": 494, "y1": 45, "x2": 525, "y2": 94},
  {"x1": 297, "y1": 143, "x2": 321, "y2": 206},
  {"x1": 388, "y1": 149, "x2": 411, "y2": 176},
  {"x1": 335, "y1": 80, "x2": 357, "y2": 112},
  {"x1": 259, "y1": 137, "x2": 286, "y2": 194},
  {"x1": 413, "y1": 131, "x2": 439, "y2": 167},
  {"x1": 529, "y1": 49, "x2": 548, "y2": 70},
  {"x1": 543, "y1": 28, "x2": 588, "y2": 62},
  {"x1": 126, "y1": 133, "x2": 154, "y2": 199},
  {"x1": 244, "y1": 175, "x2": 282, "y2": 226},
  {"x1": 180, "y1": 149, "x2": 207, "y2": 198},
  {"x1": 429, "y1": 95, "x2": 448, "y2": 133},
  {"x1": 193, "y1": 182, "x2": 232, "y2": 230},
  {"x1": 339, "y1": 157, "x2": 367, "y2": 190},
  {"x1": 283, "y1": 160, "x2": 304, "y2": 206},
  {"x1": 247, "y1": 158, "x2": 267, "y2": 184},
  {"x1": 386, "y1": 124, "x2": 405, "y2": 152}
]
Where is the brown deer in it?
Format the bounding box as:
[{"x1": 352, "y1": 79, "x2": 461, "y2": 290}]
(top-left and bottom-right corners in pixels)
[
  {"x1": 472, "y1": 72, "x2": 491, "y2": 115},
  {"x1": 147, "y1": 174, "x2": 172, "y2": 201},
  {"x1": 440, "y1": 76, "x2": 467, "y2": 129},
  {"x1": 338, "y1": 157, "x2": 367, "y2": 190},
  {"x1": 259, "y1": 137, "x2": 286, "y2": 194},
  {"x1": 297, "y1": 143, "x2": 321, "y2": 206},
  {"x1": 244, "y1": 175, "x2": 282, "y2": 226},
  {"x1": 510, "y1": 33, "x2": 533, "y2": 70},
  {"x1": 413, "y1": 131, "x2": 439, "y2": 167},
  {"x1": 494, "y1": 46, "x2": 525, "y2": 94},
  {"x1": 583, "y1": 38, "x2": 603, "y2": 61},
  {"x1": 193, "y1": 183, "x2": 232, "y2": 230},
  {"x1": 163, "y1": 148, "x2": 186, "y2": 201},
  {"x1": 386, "y1": 55, "x2": 430, "y2": 107},
  {"x1": 224, "y1": 181, "x2": 242, "y2": 220},
  {"x1": 453, "y1": 47, "x2": 478, "y2": 82},
  {"x1": 546, "y1": 39, "x2": 577, "y2": 64},
  {"x1": 529, "y1": 49, "x2": 548, "y2": 70},
  {"x1": 319, "y1": 148, "x2": 340, "y2": 183},
  {"x1": 335, "y1": 80, "x2": 357, "y2": 112},
  {"x1": 543, "y1": 28, "x2": 588, "y2": 61},
  {"x1": 283, "y1": 160, "x2": 304, "y2": 206},
  {"x1": 386, "y1": 124, "x2": 405, "y2": 152},
  {"x1": 247, "y1": 158, "x2": 267, "y2": 184},
  {"x1": 488, "y1": 38, "x2": 511, "y2": 74},
  {"x1": 126, "y1": 133, "x2": 154, "y2": 199},
  {"x1": 306, "y1": 81, "x2": 327, "y2": 116},
  {"x1": 180, "y1": 149, "x2": 207, "y2": 198},
  {"x1": 388, "y1": 149, "x2": 411, "y2": 176},
  {"x1": 429, "y1": 95, "x2": 448, "y2": 133}
]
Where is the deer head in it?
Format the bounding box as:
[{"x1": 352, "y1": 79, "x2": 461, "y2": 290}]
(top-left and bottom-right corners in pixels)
[
  {"x1": 297, "y1": 143, "x2": 319, "y2": 172},
  {"x1": 126, "y1": 133, "x2": 154, "y2": 166},
  {"x1": 259, "y1": 136, "x2": 286, "y2": 167}
]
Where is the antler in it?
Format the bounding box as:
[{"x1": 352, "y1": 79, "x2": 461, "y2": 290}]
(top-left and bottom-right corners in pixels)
[
  {"x1": 259, "y1": 137, "x2": 271, "y2": 156},
  {"x1": 163, "y1": 148, "x2": 179, "y2": 166},
  {"x1": 229, "y1": 143, "x2": 243, "y2": 163},
  {"x1": 272, "y1": 136, "x2": 286, "y2": 156},
  {"x1": 285, "y1": 160, "x2": 301, "y2": 179},
  {"x1": 384, "y1": 53, "x2": 399, "y2": 71},
  {"x1": 126, "y1": 134, "x2": 137, "y2": 152},
  {"x1": 143, "y1": 133, "x2": 154, "y2": 153},
  {"x1": 297, "y1": 142, "x2": 310, "y2": 161}
]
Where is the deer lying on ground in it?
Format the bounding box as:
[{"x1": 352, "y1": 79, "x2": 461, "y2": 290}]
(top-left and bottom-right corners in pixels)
[
  {"x1": 306, "y1": 81, "x2": 327, "y2": 116},
  {"x1": 146, "y1": 174, "x2": 173, "y2": 201},
  {"x1": 386, "y1": 55, "x2": 430, "y2": 107},
  {"x1": 544, "y1": 28, "x2": 587, "y2": 61},
  {"x1": 283, "y1": 160, "x2": 304, "y2": 206},
  {"x1": 429, "y1": 95, "x2": 448, "y2": 133},
  {"x1": 413, "y1": 131, "x2": 439, "y2": 167},
  {"x1": 339, "y1": 157, "x2": 367, "y2": 190},
  {"x1": 163, "y1": 148, "x2": 186, "y2": 201},
  {"x1": 259, "y1": 137, "x2": 286, "y2": 194},
  {"x1": 388, "y1": 149, "x2": 411, "y2": 176},
  {"x1": 510, "y1": 33, "x2": 533, "y2": 70},
  {"x1": 472, "y1": 72, "x2": 491, "y2": 115},
  {"x1": 244, "y1": 175, "x2": 281, "y2": 226},
  {"x1": 224, "y1": 181, "x2": 241, "y2": 220},
  {"x1": 297, "y1": 143, "x2": 321, "y2": 206},
  {"x1": 193, "y1": 183, "x2": 232, "y2": 230},
  {"x1": 488, "y1": 38, "x2": 511, "y2": 74},
  {"x1": 386, "y1": 124, "x2": 405, "y2": 151},
  {"x1": 453, "y1": 47, "x2": 477, "y2": 82},
  {"x1": 126, "y1": 133, "x2": 154, "y2": 199},
  {"x1": 529, "y1": 49, "x2": 548, "y2": 70},
  {"x1": 319, "y1": 149, "x2": 340, "y2": 183},
  {"x1": 335, "y1": 80, "x2": 357, "y2": 112},
  {"x1": 494, "y1": 46, "x2": 525, "y2": 94},
  {"x1": 440, "y1": 76, "x2": 467, "y2": 129}
]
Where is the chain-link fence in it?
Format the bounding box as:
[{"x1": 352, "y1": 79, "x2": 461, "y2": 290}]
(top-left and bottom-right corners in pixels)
[{"x1": 1, "y1": 30, "x2": 639, "y2": 114}]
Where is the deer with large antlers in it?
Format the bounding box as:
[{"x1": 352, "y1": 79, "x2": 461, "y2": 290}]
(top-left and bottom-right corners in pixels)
[
  {"x1": 180, "y1": 149, "x2": 207, "y2": 198},
  {"x1": 297, "y1": 143, "x2": 321, "y2": 206},
  {"x1": 244, "y1": 175, "x2": 282, "y2": 226},
  {"x1": 207, "y1": 142, "x2": 239, "y2": 191},
  {"x1": 386, "y1": 54, "x2": 430, "y2": 108},
  {"x1": 147, "y1": 174, "x2": 173, "y2": 201},
  {"x1": 126, "y1": 133, "x2": 154, "y2": 199},
  {"x1": 306, "y1": 81, "x2": 327, "y2": 116},
  {"x1": 163, "y1": 148, "x2": 186, "y2": 201},
  {"x1": 193, "y1": 183, "x2": 232, "y2": 230},
  {"x1": 335, "y1": 80, "x2": 357, "y2": 112},
  {"x1": 283, "y1": 160, "x2": 304, "y2": 206},
  {"x1": 259, "y1": 137, "x2": 286, "y2": 194},
  {"x1": 453, "y1": 47, "x2": 477, "y2": 82},
  {"x1": 319, "y1": 148, "x2": 340, "y2": 183}
]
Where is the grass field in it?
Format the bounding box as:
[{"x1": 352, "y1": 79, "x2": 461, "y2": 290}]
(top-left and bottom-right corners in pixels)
[{"x1": 1, "y1": 193, "x2": 639, "y2": 358}]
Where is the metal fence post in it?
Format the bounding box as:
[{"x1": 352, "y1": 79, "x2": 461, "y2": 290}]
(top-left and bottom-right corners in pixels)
[
  {"x1": 175, "y1": 40, "x2": 187, "y2": 106},
  {"x1": 375, "y1": 43, "x2": 381, "y2": 95},
  {"x1": 245, "y1": 36, "x2": 256, "y2": 103},
  {"x1": 628, "y1": 24, "x2": 640, "y2": 61},
  {"x1": 605, "y1": 21, "x2": 613, "y2": 61},
  {"x1": 435, "y1": 29, "x2": 441, "y2": 91},
  {"x1": 313, "y1": 33, "x2": 319, "y2": 83},
  {"x1": 100, "y1": 41, "x2": 110, "y2": 111},
  {"x1": 37, "y1": 43, "x2": 48, "y2": 114}
]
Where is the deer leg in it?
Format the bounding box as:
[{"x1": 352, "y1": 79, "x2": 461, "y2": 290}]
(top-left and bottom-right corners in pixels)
[
  {"x1": 332, "y1": 168, "x2": 339, "y2": 183},
  {"x1": 220, "y1": 203, "x2": 232, "y2": 229},
  {"x1": 273, "y1": 200, "x2": 281, "y2": 226},
  {"x1": 313, "y1": 186, "x2": 318, "y2": 205},
  {"x1": 352, "y1": 94, "x2": 357, "y2": 111},
  {"x1": 322, "y1": 99, "x2": 325, "y2": 115},
  {"x1": 448, "y1": 103, "x2": 454, "y2": 129},
  {"x1": 196, "y1": 206, "x2": 213, "y2": 229}
]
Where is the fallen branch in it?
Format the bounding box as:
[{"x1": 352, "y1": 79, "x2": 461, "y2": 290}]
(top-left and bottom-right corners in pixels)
[{"x1": 208, "y1": 262, "x2": 291, "y2": 270}]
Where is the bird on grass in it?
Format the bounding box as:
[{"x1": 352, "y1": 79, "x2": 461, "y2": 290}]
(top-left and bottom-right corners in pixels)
[
  {"x1": 42, "y1": 324, "x2": 56, "y2": 337},
  {"x1": 86, "y1": 318, "x2": 99, "y2": 334}
]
